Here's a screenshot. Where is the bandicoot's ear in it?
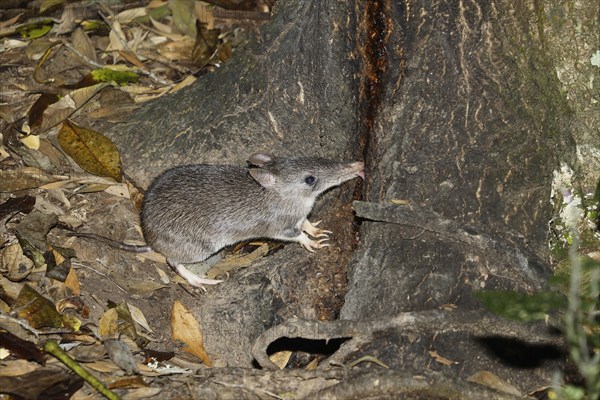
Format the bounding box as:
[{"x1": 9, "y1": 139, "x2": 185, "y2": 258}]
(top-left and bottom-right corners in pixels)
[
  {"x1": 248, "y1": 153, "x2": 274, "y2": 167},
  {"x1": 249, "y1": 168, "x2": 277, "y2": 188}
]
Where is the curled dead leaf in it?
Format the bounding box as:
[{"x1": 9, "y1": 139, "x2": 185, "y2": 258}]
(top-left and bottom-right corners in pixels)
[
  {"x1": 269, "y1": 350, "x2": 292, "y2": 369},
  {"x1": 0, "y1": 167, "x2": 67, "y2": 192},
  {"x1": 467, "y1": 370, "x2": 522, "y2": 396},
  {"x1": 2, "y1": 243, "x2": 34, "y2": 281},
  {"x1": 171, "y1": 300, "x2": 212, "y2": 367},
  {"x1": 428, "y1": 350, "x2": 457, "y2": 366},
  {"x1": 127, "y1": 304, "x2": 153, "y2": 334},
  {"x1": 98, "y1": 308, "x2": 119, "y2": 339},
  {"x1": 206, "y1": 243, "x2": 269, "y2": 279}
]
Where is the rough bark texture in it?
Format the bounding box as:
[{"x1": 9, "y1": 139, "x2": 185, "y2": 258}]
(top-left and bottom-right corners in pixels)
[
  {"x1": 102, "y1": 1, "x2": 360, "y2": 189},
  {"x1": 340, "y1": 0, "x2": 576, "y2": 393},
  {"x1": 101, "y1": 0, "x2": 364, "y2": 371},
  {"x1": 95, "y1": 0, "x2": 596, "y2": 397}
]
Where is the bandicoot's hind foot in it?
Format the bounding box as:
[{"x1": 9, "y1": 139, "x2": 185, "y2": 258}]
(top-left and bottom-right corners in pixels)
[
  {"x1": 302, "y1": 220, "x2": 332, "y2": 238},
  {"x1": 298, "y1": 232, "x2": 330, "y2": 253},
  {"x1": 174, "y1": 264, "x2": 222, "y2": 289}
]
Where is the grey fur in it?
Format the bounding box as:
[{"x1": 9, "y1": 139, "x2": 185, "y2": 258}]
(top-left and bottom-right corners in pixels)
[
  {"x1": 73, "y1": 154, "x2": 364, "y2": 287},
  {"x1": 141, "y1": 153, "x2": 364, "y2": 269}
]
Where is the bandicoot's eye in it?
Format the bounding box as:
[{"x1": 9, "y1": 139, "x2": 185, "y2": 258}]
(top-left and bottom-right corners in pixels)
[{"x1": 304, "y1": 176, "x2": 316, "y2": 185}]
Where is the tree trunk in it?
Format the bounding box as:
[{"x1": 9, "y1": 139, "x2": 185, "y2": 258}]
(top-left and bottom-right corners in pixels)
[{"x1": 100, "y1": 0, "x2": 595, "y2": 397}]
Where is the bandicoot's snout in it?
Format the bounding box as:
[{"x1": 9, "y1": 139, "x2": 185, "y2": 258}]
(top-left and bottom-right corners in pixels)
[{"x1": 353, "y1": 161, "x2": 365, "y2": 180}]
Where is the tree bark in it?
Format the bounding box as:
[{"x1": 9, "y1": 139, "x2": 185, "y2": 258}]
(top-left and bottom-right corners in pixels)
[
  {"x1": 103, "y1": 0, "x2": 360, "y2": 189},
  {"x1": 99, "y1": 0, "x2": 596, "y2": 396}
]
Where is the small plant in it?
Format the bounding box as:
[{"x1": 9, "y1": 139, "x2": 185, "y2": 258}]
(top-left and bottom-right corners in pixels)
[{"x1": 475, "y1": 239, "x2": 600, "y2": 399}]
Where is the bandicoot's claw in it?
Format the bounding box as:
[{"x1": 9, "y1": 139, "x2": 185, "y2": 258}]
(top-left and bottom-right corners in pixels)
[
  {"x1": 302, "y1": 220, "x2": 333, "y2": 238},
  {"x1": 298, "y1": 234, "x2": 330, "y2": 253}
]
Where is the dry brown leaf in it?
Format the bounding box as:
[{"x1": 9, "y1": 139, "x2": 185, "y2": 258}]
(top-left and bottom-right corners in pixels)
[
  {"x1": 106, "y1": 21, "x2": 127, "y2": 54},
  {"x1": 74, "y1": 183, "x2": 112, "y2": 193},
  {"x1": 54, "y1": 3, "x2": 79, "y2": 35},
  {"x1": 127, "y1": 27, "x2": 149, "y2": 53},
  {"x1": 34, "y1": 83, "x2": 113, "y2": 134},
  {"x1": 428, "y1": 350, "x2": 457, "y2": 366},
  {"x1": 171, "y1": 300, "x2": 212, "y2": 367},
  {"x1": 31, "y1": 195, "x2": 63, "y2": 217},
  {"x1": 36, "y1": 95, "x2": 77, "y2": 132},
  {"x1": 109, "y1": 375, "x2": 147, "y2": 389},
  {"x1": 0, "y1": 276, "x2": 23, "y2": 301},
  {"x1": 0, "y1": 298, "x2": 10, "y2": 313},
  {"x1": 2, "y1": 243, "x2": 34, "y2": 281},
  {"x1": 269, "y1": 350, "x2": 292, "y2": 369},
  {"x1": 158, "y1": 36, "x2": 195, "y2": 61},
  {"x1": 206, "y1": 243, "x2": 269, "y2": 279},
  {"x1": 118, "y1": 50, "x2": 146, "y2": 69},
  {"x1": 113, "y1": 302, "x2": 140, "y2": 341},
  {"x1": 104, "y1": 183, "x2": 130, "y2": 199},
  {"x1": 115, "y1": 387, "x2": 162, "y2": 399},
  {"x1": 195, "y1": 2, "x2": 215, "y2": 30},
  {"x1": 25, "y1": 37, "x2": 57, "y2": 61},
  {"x1": 149, "y1": 16, "x2": 172, "y2": 35},
  {"x1": 390, "y1": 198, "x2": 410, "y2": 205},
  {"x1": 114, "y1": 7, "x2": 148, "y2": 24},
  {"x1": 0, "y1": 102, "x2": 18, "y2": 123},
  {"x1": 71, "y1": 28, "x2": 96, "y2": 63},
  {"x1": 152, "y1": 265, "x2": 170, "y2": 284},
  {"x1": 169, "y1": 74, "x2": 197, "y2": 93},
  {"x1": 1, "y1": 39, "x2": 27, "y2": 50},
  {"x1": 64, "y1": 267, "x2": 80, "y2": 296},
  {"x1": 98, "y1": 308, "x2": 119, "y2": 339},
  {"x1": 127, "y1": 180, "x2": 144, "y2": 210},
  {"x1": 0, "y1": 13, "x2": 21, "y2": 29},
  {"x1": 0, "y1": 167, "x2": 67, "y2": 192},
  {"x1": 19, "y1": 134, "x2": 40, "y2": 150},
  {"x1": 58, "y1": 120, "x2": 123, "y2": 182},
  {"x1": 0, "y1": 145, "x2": 10, "y2": 162},
  {"x1": 467, "y1": 370, "x2": 522, "y2": 396},
  {"x1": 0, "y1": 360, "x2": 40, "y2": 377},
  {"x1": 127, "y1": 304, "x2": 153, "y2": 334},
  {"x1": 116, "y1": 277, "x2": 169, "y2": 295},
  {"x1": 130, "y1": 92, "x2": 172, "y2": 103},
  {"x1": 305, "y1": 357, "x2": 319, "y2": 371},
  {"x1": 27, "y1": 93, "x2": 59, "y2": 132},
  {"x1": 137, "y1": 252, "x2": 167, "y2": 265}
]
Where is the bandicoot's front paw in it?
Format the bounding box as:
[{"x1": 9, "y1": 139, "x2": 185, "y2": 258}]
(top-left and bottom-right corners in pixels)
[
  {"x1": 302, "y1": 220, "x2": 332, "y2": 238},
  {"x1": 298, "y1": 233, "x2": 330, "y2": 253}
]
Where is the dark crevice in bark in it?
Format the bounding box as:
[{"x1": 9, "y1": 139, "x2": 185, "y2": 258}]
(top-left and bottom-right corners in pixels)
[
  {"x1": 358, "y1": 0, "x2": 389, "y2": 157},
  {"x1": 355, "y1": 0, "x2": 395, "y2": 204}
]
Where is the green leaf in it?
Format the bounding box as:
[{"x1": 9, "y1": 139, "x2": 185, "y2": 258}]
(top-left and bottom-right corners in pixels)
[
  {"x1": 474, "y1": 290, "x2": 566, "y2": 322},
  {"x1": 18, "y1": 20, "x2": 53, "y2": 39},
  {"x1": 90, "y1": 68, "x2": 138, "y2": 86},
  {"x1": 39, "y1": 0, "x2": 66, "y2": 13}
]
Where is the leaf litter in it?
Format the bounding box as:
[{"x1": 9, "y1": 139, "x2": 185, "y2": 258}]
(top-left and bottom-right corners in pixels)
[{"x1": 0, "y1": 1, "x2": 274, "y2": 398}]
